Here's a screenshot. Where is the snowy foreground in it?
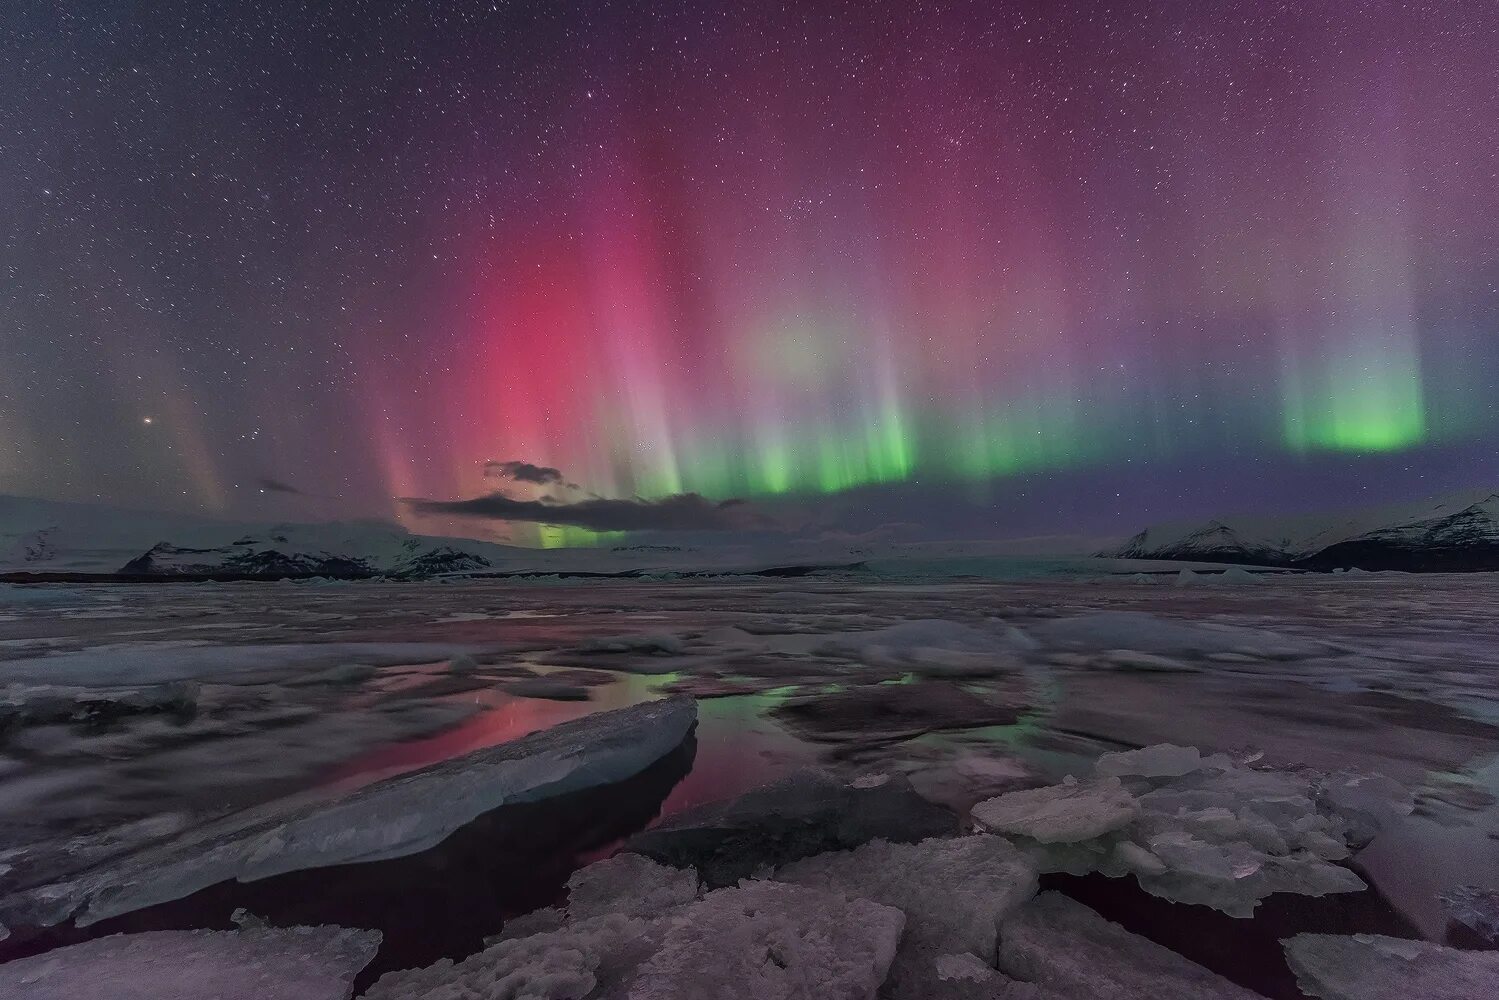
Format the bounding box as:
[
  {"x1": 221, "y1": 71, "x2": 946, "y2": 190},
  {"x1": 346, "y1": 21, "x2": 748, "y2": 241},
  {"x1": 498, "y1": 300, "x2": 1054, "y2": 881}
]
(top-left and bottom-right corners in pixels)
[{"x1": 2, "y1": 573, "x2": 1499, "y2": 998}]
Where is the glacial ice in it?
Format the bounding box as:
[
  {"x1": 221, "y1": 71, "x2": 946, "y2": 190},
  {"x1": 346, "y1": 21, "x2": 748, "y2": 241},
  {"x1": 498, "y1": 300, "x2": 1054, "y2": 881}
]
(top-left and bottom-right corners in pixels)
[
  {"x1": 365, "y1": 881, "x2": 905, "y2": 1000},
  {"x1": 566, "y1": 854, "x2": 700, "y2": 920},
  {"x1": 363, "y1": 912, "x2": 659, "y2": 1000},
  {"x1": 0, "y1": 641, "x2": 475, "y2": 686},
  {"x1": 972, "y1": 747, "x2": 1385, "y2": 916},
  {"x1": 1029, "y1": 611, "x2": 1321, "y2": 659},
  {"x1": 1440, "y1": 885, "x2": 1499, "y2": 944},
  {"x1": 0, "y1": 923, "x2": 380, "y2": 1000},
  {"x1": 1, "y1": 696, "x2": 697, "y2": 930},
  {"x1": 624, "y1": 769, "x2": 955, "y2": 887},
  {"x1": 1095, "y1": 744, "x2": 1229, "y2": 779},
  {"x1": 776, "y1": 835, "x2": 1038, "y2": 998},
  {"x1": 997, "y1": 891, "x2": 1261, "y2": 999},
  {"x1": 1283, "y1": 932, "x2": 1499, "y2": 1000},
  {"x1": 812, "y1": 619, "x2": 1026, "y2": 675},
  {"x1": 0, "y1": 680, "x2": 199, "y2": 728},
  {"x1": 628, "y1": 881, "x2": 904, "y2": 1000},
  {"x1": 971, "y1": 777, "x2": 1140, "y2": 843}
]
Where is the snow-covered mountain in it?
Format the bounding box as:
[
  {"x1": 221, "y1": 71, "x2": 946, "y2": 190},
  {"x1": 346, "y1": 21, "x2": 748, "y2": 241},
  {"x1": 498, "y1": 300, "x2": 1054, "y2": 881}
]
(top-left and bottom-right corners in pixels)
[
  {"x1": 1110, "y1": 489, "x2": 1499, "y2": 571},
  {"x1": 0, "y1": 496, "x2": 514, "y2": 579}
]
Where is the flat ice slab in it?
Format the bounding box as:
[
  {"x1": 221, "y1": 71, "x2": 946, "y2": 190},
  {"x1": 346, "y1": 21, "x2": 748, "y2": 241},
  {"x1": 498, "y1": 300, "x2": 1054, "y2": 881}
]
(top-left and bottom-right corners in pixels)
[
  {"x1": 364, "y1": 880, "x2": 904, "y2": 1000},
  {"x1": 971, "y1": 746, "x2": 1382, "y2": 916},
  {"x1": 1283, "y1": 932, "x2": 1499, "y2": 1000},
  {"x1": 0, "y1": 924, "x2": 380, "y2": 1000},
  {"x1": 3, "y1": 696, "x2": 697, "y2": 930},
  {"x1": 998, "y1": 891, "x2": 1261, "y2": 999}
]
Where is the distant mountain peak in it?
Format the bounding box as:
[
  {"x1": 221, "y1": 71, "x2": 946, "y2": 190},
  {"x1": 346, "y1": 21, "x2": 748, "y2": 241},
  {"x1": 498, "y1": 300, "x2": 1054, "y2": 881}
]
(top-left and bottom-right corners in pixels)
[{"x1": 1110, "y1": 488, "x2": 1499, "y2": 572}]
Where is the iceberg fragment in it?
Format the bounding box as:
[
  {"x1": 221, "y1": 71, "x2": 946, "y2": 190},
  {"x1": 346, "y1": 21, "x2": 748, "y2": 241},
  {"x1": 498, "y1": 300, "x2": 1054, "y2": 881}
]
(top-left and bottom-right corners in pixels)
[
  {"x1": 566, "y1": 854, "x2": 700, "y2": 920},
  {"x1": 776, "y1": 835, "x2": 1039, "y2": 999},
  {"x1": 998, "y1": 891, "x2": 1262, "y2": 999},
  {"x1": 625, "y1": 769, "x2": 955, "y2": 887},
  {"x1": 628, "y1": 880, "x2": 904, "y2": 1000},
  {"x1": 0, "y1": 923, "x2": 380, "y2": 1000},
  {"x1": 971, "y1": 777, "x2": 1140, "y2": 844},
  {"x1": 1283, "y1": 932, "x2": 1499, "y2": 1000},
  {"x1": 2, "y1": 697, "x2": 697, "y2": 930},
  {"x1": 973, "y1": 746, "x2": 1393, "y2": 916}
]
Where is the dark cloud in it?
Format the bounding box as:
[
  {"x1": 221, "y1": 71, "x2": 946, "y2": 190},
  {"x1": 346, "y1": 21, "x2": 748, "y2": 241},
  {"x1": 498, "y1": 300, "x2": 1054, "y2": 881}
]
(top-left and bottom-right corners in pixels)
[
  {"x1": 483, "y1": 460, "x2": 565, "y2": 486},
  {"x1": 402, "y1": 490, "x2": 761, "y2": 533},
  {"x1": 257, "y1": 478, "x2": 307, "y2": 496}
]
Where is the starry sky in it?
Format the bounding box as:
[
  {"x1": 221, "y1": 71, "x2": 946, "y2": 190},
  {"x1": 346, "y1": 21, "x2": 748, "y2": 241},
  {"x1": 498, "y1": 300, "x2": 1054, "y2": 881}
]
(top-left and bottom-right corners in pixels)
[{"x1": 3, "y1": 1, "x2": 1496, "y2": 544}]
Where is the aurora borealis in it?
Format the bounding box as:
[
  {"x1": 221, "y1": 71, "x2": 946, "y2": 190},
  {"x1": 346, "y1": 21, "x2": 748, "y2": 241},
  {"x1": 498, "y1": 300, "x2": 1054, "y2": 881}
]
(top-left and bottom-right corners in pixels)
[{"x1": 3, "y1": 1, "x2": 1496, "y2": 543}]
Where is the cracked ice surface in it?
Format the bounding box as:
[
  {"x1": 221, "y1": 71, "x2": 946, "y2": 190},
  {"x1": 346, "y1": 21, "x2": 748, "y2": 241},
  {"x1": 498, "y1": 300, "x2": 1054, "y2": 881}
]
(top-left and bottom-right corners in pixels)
[
  {"x1": 998, "y1": 891, "x2": 1262, "y2": 999},
  {"x1": 0, "y1": 923, "x2": 380, "y2": 1000},
  {"x1": 363, "y1": 880, "x2": 905, "y2": 1000},
  {"x1": 1283, "y1": 932, "x2": 1499, "y2": 1000},
  {"x1": 973, "y1": 748, "x2": 1387, "y2": 916},
  {"x1": 775, "y1": 835, "x2": 1039, "y2": 999},
  {"x1": 1, "y1": 697, "x2": 696, "y2": 930}
]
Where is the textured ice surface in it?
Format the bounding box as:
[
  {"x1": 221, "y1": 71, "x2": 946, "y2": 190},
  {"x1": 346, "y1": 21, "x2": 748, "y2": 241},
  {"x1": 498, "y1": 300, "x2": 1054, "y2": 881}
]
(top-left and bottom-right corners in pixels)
[
  {"x1": 777, "y1": 835, "x2": 1039, "y2": 999},
  {"x1": 772, "y1": 681, "x2": 1025, "y2": 743},
  {"x1": 971, "y1": 777, "x2": 1140, "y2": 843},
  {"x1": 1440, "y1": 885, "x2": 1499, "y2": 944},
  {"x1": 364, "y1": 912, "x2": 658, "y2": 1000},
  {"x1": 1095, "y1": 744, "x2": 1227, "y2": 778},
  {"x1": 629, "y1": 880, "x2": 904, "y2": 1000},
  {"x1": 1283, "y1": 932, "x2": 1499, "y2": 1000},
  {"x1": 625, "y1": 769, "x2": 955, "y2": 887},
  {"x1": 1029, "y1": 611, "x2": 1321, "y2": 659},
  {"x1": 777, "y1": 835, "x2": 1037, "y2": 956},
  {"x1": 974, "y1": 747, "x2": 1378, "y2": 916},
  {"x1": 813, "y1": 619, "x2": 1026, "y2": 675},
  {"x1": 998, "y1": 891, "x2": 1261, "y2": 999},
  {"x1": 0, "y1": 641, "x2": 473, "y2": 686},
  {"x1": 566, "y1": 854, "x2": 700, "y2": 920},
  {"x1": 366, "y1": 881, "x2": 903, "y2": 1000},
  {"x1": 0, "y1": 680, "x2": 198, "y2": 727},
  {"x1": 0, "y1": 923, "x2": 380, "y2": 1000},
  {"x1": 2, "y1": 697, "x2": 697, "y2": 929}
]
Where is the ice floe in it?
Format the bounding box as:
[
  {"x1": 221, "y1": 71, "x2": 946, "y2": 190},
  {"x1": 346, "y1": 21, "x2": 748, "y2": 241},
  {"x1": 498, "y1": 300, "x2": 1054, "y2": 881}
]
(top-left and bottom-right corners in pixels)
[
  {"x1": 972, "y1": 746, "x2": 1392, "y2": 916},
  {"x1": 1, "y1": 697, "x2": 697, "y2": 930},
  {"x1": 1029, "y1": 611, "x2": 1322, "y2": 660},
  {"x1": 624, "y1": 769, "x2": 955, "y2": 887},
  {"x1": 972, "y1": 776, "x2": 1140, "y2": 844},
  {"x1": 364, "y1": 880, "x2": 904, "y2": 1000},
  {"x1": 1283, "y1": 932, "x2": 1499, "y2": 1000},
  {"x1": 998, "y1": 891, "x2": 1262, "y2": 999},
  {"x1": 0, "y1": 923, "x2": 380, "y2": 1000},
  {"x1": 776, "y1": 835, "x2": 1038, "y2": 998}
]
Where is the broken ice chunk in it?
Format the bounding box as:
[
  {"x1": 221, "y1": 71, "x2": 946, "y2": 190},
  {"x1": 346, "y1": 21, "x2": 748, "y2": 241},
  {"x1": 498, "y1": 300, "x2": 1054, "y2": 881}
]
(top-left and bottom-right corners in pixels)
[
  {"x1": 1440, "y1": 885, "x2": 1499, "y2": 945},
  {"x1": 1283, "y1": 932, "x2": 1499, "y2": 1000},
  {"x1": 934, "y1": 952, "x2": 998, "y2": 983},
  {"x1": 566, "y1": 854, "x2": 700, "y2": 920},
  {"x1": 3, "y1": 696, "x2": 697, "y2": 930},
  {"x1": 624, "y1": 769, "x2": 955, "y2": 887},
  {"x1": 364, "y1": 912, "x2": 658, "y2": 1000},
  {"x1": 778, "y1": 835, "x2": 1038, "y2": 959},
  {"x1": 628, "y1": 880, "x2": 905, "y2": 1000},
  {"x1": 998, "y1": 892, "x2": 1262, "y2": 999},
  {"x1": 1095, "y1": 744, "x2": 1230, "y2": 779},
  {"x1": 776, "y1": 835, "x2": 1039, "y2": 999},
  {"x1": 971, "y1": 777, "x2": 1140, "y2": 843},
  {"x1": 0, "y1": 924, "x2": 380, "y2": 1000}
]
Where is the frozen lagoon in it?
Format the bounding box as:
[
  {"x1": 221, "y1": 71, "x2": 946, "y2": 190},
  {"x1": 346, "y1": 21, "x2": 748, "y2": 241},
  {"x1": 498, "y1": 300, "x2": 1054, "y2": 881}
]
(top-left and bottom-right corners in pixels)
[{"x1": 1, "y1": 571, "x2": 1498, "y2": 996}]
